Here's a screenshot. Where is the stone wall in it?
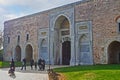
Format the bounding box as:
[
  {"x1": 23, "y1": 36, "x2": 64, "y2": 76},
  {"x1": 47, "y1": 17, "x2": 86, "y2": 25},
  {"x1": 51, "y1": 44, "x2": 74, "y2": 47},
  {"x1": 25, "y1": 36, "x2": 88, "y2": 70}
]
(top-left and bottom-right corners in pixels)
[
  {"x1": 4, "y1": 0, "x2": 120, "y2": 64},
  {"x1": 4, "y1": 11, "x2": 49, "y2": 61},
  {"x1": 75, "y1": 0, "x2": 120, "y2": 64}
]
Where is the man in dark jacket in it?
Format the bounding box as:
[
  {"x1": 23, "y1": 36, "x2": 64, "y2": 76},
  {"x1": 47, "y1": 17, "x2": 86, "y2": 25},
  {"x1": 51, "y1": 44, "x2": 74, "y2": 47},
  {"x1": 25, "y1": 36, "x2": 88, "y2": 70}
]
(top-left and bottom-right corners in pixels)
[
  {"x1": 38, "y1": 58, "x2": 42, "y2": 70},
  {"x1": 30, "y1": 59, "x2": 34, "y2": 70},
  {"x1": 21, "y1": 58, "x2": 26, "y2": 70},
  {"x1": 42, "y1": 59, "x2": 45, "y2": 70},
  {"x1": 10, "y1": 58, "x2": 15, "y2": 71},
  {"x1": 8, "y1": 58, "x2": 15, "y2": 75}
]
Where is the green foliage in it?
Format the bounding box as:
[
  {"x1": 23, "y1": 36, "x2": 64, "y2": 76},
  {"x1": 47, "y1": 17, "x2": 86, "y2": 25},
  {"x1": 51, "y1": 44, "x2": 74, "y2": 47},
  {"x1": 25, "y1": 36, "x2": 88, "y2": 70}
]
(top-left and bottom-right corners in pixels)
[
  {"x1": 54, "y1": 64, "x2": 120, "y2": 80},
  {"x1": 0, "y1": 61, "x2": 31, "y2": 68},
  {"x1": 0, "y1": 49, "x2": 3, "y2": 53},
  {"x1": 0, "y1": 61, "x2": 22, "y2": 68},
  {"x1": 0, "y1": 61, "x2": 2, "y2": 67},
  {"x1": 0, "y1": 49, "x2": 3, "y2": 56}
]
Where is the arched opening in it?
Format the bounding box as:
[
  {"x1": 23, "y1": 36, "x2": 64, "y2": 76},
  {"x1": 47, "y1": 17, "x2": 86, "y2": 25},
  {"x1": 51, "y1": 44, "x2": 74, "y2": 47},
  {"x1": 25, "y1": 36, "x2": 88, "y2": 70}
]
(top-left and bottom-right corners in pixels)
[
  {"x1": 108, "y1": 41, "x2": 120, "y2": 64},
  {"x1": 25, "y1": 44, "x2": 33, "y2": 62},
  {"x1": 62, "y1": 41, "x2": 71, "y2": 65},
  {"x1": 54, "y1": 15, "x2": 71, "y2": 65},
  {"x1": 15, "y1": 45, "x2": 21, "y2": 61},
  {"x1": 40, "y1": 39, "x2": 48, "y2": 64}
]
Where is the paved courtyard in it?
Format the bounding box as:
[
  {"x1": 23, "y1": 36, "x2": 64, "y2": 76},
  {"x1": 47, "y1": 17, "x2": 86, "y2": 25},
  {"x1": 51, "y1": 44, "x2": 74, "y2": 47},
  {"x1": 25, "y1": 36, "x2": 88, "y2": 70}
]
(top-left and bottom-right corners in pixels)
[
  {"x1": 0, "y1": 65, "x2": 68, "y2": 80},
  {"x1": 0, "y1": 67, "x2": 48, "y2": 80}
]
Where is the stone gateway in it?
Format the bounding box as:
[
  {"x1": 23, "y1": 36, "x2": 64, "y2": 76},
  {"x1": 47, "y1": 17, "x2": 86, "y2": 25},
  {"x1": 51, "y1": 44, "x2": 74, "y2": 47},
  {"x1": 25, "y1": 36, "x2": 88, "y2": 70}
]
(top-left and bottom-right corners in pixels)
[{"x1": 4, "y1": 0, "x2": 120, "y2": 65}]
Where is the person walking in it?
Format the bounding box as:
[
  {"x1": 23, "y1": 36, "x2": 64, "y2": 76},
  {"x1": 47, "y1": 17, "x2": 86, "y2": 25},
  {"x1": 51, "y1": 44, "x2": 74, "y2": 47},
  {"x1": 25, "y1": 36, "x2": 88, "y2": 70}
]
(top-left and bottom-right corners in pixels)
[
  {"x1": 21, "y1": 58, "x2": 26, "y2": 70},
  {"x1": 42, "y1": 59, "x2": 45, "y2": 71},
  {"x1": 38, "y1": 58, "x2": 42, "y2": 71},
  {"x1": 10, "y1": 58, "x2": 15, "y2": 71},
  {"x1": 30, "y1": 59, "x2": 34, "y2": 70},
  {"x1": 8, "y1": 58, "x2": 15, "y2": 76},
  {"x1": 34, "y1": 61, "x2": 37, "y2": 70}
]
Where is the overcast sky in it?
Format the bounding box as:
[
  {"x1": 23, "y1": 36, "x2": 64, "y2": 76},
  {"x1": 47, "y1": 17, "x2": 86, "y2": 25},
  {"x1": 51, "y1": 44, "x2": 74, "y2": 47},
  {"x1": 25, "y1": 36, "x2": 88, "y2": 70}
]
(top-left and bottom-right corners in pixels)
[{"x1": 0, "y1": 0, "x2": 81, "y2": 32}]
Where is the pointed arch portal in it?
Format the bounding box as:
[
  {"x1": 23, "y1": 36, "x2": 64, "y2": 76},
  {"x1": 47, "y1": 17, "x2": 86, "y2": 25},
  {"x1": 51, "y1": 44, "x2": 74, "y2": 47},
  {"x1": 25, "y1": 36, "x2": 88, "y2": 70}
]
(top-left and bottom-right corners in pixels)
[
  {"x1": 25, "y1": 44, "x2": 33, "y2": 62},
  {"x1": 15, "y1": 45, "x2": 21, "y2": 61},
  {"x1": 40, "y1": 39, "x2": 48, "y2": 64},
  {"x1": 54, "y1": 15, "x2": 71, "y2": 65}
]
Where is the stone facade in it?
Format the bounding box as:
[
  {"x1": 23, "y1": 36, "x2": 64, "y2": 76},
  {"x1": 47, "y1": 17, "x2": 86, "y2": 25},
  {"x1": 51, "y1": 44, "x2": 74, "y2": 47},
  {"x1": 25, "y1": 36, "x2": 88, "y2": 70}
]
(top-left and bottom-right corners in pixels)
[{"x1": 4, "y1": 0, "x2": 120, "y2": 65}]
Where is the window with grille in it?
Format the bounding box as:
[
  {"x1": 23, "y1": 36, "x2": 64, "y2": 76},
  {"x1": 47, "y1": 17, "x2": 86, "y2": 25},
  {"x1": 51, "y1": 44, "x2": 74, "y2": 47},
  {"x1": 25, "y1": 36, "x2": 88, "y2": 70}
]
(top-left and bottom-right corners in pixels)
[
  {"x1": 26, "y1": 34, "x2": 29, "y2": 41},
  {"x1": 18, "y1": 35, "x2": 20, "y2": 43}
]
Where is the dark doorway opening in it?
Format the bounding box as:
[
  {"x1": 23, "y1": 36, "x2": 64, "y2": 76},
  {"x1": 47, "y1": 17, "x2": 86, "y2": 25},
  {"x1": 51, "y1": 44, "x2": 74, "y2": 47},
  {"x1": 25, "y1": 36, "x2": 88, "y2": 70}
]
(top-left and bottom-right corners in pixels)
[
  {"x1": 108, "y1": 41, "x2": 120, "y2": 64},
  {"x1": 62, "y1": 41, "x2": 71, "y2": 65}
]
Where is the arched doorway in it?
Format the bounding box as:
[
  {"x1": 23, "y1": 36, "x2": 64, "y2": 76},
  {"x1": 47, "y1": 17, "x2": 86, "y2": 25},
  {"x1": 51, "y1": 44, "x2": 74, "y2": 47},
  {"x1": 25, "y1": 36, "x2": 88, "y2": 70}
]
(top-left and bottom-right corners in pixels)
[
  {"x1": 15, "y1": 45, "x2": 21, "y2": 61},
  {"x1": 40, "y1": 39, "x2": 48, "y2": 64},
  {"x1": 62, "y1": 41, "x2": 71, "y2": 65},
  {"x1": 108, "y1": 41, "x2": 120, "y2": 64},
  {"x1": 54, "y1": 15, "x2": 71, "y2": 65},
  {"x1": 25, "y1": 44, "x2": 33, "y2": 62}
]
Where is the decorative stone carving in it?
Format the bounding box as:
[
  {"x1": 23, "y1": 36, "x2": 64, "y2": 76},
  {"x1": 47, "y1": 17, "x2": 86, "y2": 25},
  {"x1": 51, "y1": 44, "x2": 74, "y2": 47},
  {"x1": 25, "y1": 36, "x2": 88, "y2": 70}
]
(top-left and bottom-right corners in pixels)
[{"x1": 41, "y1": 32, "x2": 47, "y2": 36}]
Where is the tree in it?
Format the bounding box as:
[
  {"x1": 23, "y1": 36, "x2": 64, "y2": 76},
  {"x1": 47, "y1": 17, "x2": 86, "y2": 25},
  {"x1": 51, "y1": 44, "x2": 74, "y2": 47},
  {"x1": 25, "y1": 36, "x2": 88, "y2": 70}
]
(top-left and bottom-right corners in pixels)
[
  {"x1": 0, "y1": 49, "x2": 3, "y2": 61},
  {"x1": 0, "y1": 30, "x2": 3, "y2": 61},
  {"x1": 0, "y1": 30, "x2": 3, "y2": 50}
]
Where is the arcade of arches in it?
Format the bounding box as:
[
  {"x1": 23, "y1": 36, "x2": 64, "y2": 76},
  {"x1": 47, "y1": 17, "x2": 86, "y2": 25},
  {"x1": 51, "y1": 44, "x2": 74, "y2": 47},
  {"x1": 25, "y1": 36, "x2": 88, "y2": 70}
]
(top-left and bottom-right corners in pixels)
[
  {"x1": 14, "y1": 44, "x2": 33, "y2": 62},
  {"x1": 108, "y1": 41, "x2": 120, "y2": 64}
]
